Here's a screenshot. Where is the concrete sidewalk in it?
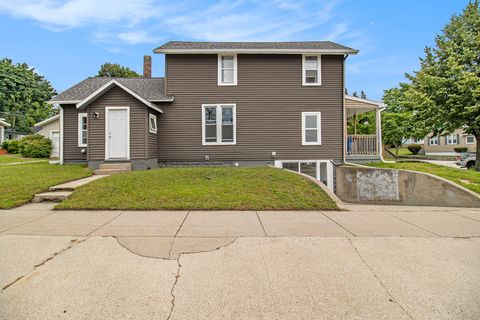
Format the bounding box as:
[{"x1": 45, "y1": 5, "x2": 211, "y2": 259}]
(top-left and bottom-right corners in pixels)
[{"x1": 1, "y1": 204, "x2": 479, "y2": 319}]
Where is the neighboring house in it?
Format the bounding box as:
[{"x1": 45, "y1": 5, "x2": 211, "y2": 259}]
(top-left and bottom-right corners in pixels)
[
  {"x1": 3, "y1": 129, "x2": 28, "y2": 141},
  {"x1": 49, "y1": 40, "x2": 382, "y2": 190},
  {"x1": 0, "y1": 118, "x2": 11, "y2": 146},
  {"x1": 35, "y1": 114, "x2": 60, "y2": 158},
  {"x1": 424, "y1": 128, "x2": 477, "y2": 155}
]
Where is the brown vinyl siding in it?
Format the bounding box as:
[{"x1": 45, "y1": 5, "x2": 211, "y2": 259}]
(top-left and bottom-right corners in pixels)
[
  {"x1": 147, "y1": 110, "x2": 160, "y2": 158},
  {"x1": 159, "y1": 54, "x2": 344, "y2": 161},
  {"x1": 86, "y1": 86, "x2": 148, "y2": 160},
  {"x1": 62, "y1": 105, "x2": 87, "y2": 161}
]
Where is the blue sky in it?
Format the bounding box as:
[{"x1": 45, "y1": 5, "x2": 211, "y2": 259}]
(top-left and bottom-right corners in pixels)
[{"x1": 0, "y1": 0, "x2": 469, "y2": 100}]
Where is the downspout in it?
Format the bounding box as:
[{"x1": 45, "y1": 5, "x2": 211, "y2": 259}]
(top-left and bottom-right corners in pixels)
[
  {"x1": 59, "y1": 106, "x2": 64, "y2": 165},
  {"x1": 342, "y1": 54, "x2": 348, "y2": 164}
]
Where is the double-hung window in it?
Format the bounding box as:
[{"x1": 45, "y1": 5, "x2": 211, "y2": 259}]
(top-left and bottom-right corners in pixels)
[
  {"x1": 202, "y1": 104, "x2": 236, "y2": 145},
  {"x1": 466, "y1": 135, "x2": 475, "y2": 144},
  {"x1": 446, "y1": 134, "x2": 458, "y2": 145},
  {"x1": 218, "y1": 54, "x2": 237, "y2": 86},
  {"x1": 302, "y1": 55, "x2": 321, "y2": 86},
  {"x1": 149, "y1": 113, "x2": 157, "y2": 134},
  {"x1": 78, "y1": 113, "x2": 87, "y2": 147},
  {"x1": 302, "y1": 112, "x2": 321, "y2": 145},
  {"x1": 429, "y1": 136, "x2": 439, "y2": 146}
]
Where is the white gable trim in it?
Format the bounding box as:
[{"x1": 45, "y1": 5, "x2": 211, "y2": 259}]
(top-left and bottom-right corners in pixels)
[
  {"x1": 0, "y1": 119, "x2": 11, "y2": 127},
  {"x1": 35, "y1": 114, "x2": 60, "y2": 127},
  {"x1": 76, "y1": 80, "x2": 164, "y2": 113}
]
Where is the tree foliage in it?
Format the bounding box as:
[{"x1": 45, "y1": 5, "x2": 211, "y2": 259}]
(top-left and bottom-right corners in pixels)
[
  {"x1": 382, "y1": 87, "x2": 427, "y2": 157},
  {"x1": 403, "y1": 1, "x2": 480, "y2": 169},
  {"x1": 96, "y1": 63, "x2": 141, "y2": 78},
  {"x1": 0, "y1": 59, "x2": 57, "y2": 133}
]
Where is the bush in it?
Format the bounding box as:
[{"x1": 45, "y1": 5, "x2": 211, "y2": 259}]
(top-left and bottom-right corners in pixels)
[
  {"x1": 1, "y1": 140, "x2": 20, "y2": 154},
  {"x1": 454, "y1": 147, "x2": 468, "y2": 153},
  {"x1": 407, "y1": 144, "x2": 422, "y2": 155},
  {"x1": 18, "y1": 135, "x2": 52, "y2": 158}
]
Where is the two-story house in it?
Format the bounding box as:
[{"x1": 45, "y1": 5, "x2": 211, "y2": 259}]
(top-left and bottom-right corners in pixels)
[{"x1": 50, "y1": 41, "x2": 384, "y2": 190}]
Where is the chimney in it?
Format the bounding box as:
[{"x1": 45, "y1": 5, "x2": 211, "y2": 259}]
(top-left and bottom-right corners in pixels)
[{"x1": 143, "y1": 55, "x2": 152, "y2": 78}]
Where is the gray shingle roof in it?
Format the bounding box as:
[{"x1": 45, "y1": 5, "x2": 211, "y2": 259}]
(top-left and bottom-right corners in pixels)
[
  {"x1": 50, "y1": 77, "x2": 171, "y2": 103},
  {"x1": 154, "y1": 41, "x2": 358, "y2": 53}
]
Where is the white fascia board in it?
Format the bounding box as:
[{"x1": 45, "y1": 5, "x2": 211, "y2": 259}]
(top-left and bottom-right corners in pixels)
[
  {"x1": 76, "y1": 80, "x2": 163, "y2": 113},
  {"x1": 35, "y1": 114, "x2": 60, "y2": 127},
  {"x1": 47, "y1": 100, "x2": 81, "y2": 105},
  {"x1": 154, "y1": 48, "x2": 359, "y2": 55},
  {"x1": 345, "y1": 95, "x2": 385, "y2": 108},
  {"x1": 0, "y1": 120, "x2": 11, "y2": 127}
]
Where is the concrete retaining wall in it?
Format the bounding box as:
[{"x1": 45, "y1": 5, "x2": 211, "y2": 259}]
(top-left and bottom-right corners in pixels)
[{"x1": 336, "y1": 166, "x2": 480, "y2": 207}]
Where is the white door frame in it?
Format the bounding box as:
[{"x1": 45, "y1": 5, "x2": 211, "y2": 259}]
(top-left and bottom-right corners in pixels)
[
  {"x1": 105, "y1": 106, "x2": 130, "y2": 160},
  {"x1": 50, "y1": 130, "x2": 60, "y2": 158}
]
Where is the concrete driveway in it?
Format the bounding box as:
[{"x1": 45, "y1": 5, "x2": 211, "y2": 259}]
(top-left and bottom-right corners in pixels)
[{"x1": 1, "y1": 203, "x2": 480, "y2": 319}]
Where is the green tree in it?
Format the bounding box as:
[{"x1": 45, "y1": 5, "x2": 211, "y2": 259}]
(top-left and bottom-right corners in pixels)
[
  {"x1": 382, "y1": 87, "x2": 427, "y2": 157},
  {"x1": 404, "y1": 1, "x2": 480, "y2": 169},
  {"x1": 0, "y1": 58, "x2": 56, "y2": 133},
  {"x1": 96, "y1": 63, "x2": 141, "y2": 78}
]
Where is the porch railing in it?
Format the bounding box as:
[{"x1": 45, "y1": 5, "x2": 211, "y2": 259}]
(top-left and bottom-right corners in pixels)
[{"x1": 347, "y1": 135, "x2": 377, "y2": 155}]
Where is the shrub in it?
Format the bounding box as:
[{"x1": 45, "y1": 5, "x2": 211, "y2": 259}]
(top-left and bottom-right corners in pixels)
[
  {"x1": 454, "y1": 147, "x2": 468, "y2": 153},
  {"x1": 407, "y1": 144, "x2": 422, "y2": 155},
  {"x1": 19, "y1": 135, "x2": 52, "y2": 158},
  {"x1": 1, "y1": 140, "x2": 20, "y2": 154}
]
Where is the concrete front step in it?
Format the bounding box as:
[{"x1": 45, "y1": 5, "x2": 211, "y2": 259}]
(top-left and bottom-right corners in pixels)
[
  {"x1": 94, "y1": 168, "x2": 129, "y2": 175},
  {"x1": 49, "y1": 175, "x2": 108, "y2": 191},
  {"x1": 33, "y1": 191, "x2": 72, "y2": 203}
]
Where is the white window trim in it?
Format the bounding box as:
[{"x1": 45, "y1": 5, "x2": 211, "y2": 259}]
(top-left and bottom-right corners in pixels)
[
  {"x1": 149, "y1": 113, "x2": 157, "y2": 134},
  {"x1": 302, "y1": 112, "x2": 322, "y2": 145},
  {"x1": 429, "y1": 136, "x2": 439, "y2": 146},
  {"x1": 217, "y1": 54, "x2": 237, "y2": 86},
  {"x1": 201, "y1": 104, "x2": 236, "y2": 145},
  {"x1": 105, "y1": 106, "x2": 130, "y2": 160},
  {"x1": 78, "y1": 113, "x2": 87, "y2": 147},
  {"x1": 302, "y1": 54, "x2": 322, "y2": 86},
  {"x1": 446, "y1": 134, "x2": 458, "y2": 145},
  {"x1": 466, "y1": 135, "x2": 475, "y2": 145}
]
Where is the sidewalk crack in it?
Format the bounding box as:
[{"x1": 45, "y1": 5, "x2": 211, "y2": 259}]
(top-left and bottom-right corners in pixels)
[
  {"x1": 348, "y1": 238, "x2": 413, "y2": 320},
  {"x1": 167, "y1": 256, "x2": 182, "y2": 320},
  {"x1": 2, "y1": 238, "x2": 86, "y2": 291},
  {"x1": 168, "y1": 211, "x2": 190, "y2": 259}
]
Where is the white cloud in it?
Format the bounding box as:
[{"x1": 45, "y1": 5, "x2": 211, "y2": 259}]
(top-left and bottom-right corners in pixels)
[
  {"x1": 0, "y1": 0, "x2": 368, "y2": 48},
  {"x1": 0, "y1": 0, "x2": 161, "y2": 29}
]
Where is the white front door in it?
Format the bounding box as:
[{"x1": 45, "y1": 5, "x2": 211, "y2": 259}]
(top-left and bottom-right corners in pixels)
[
  {"x1": 106, "y1": 108, "x2": 129, "y2": 159},
  {"x1": 50, "y1": 131, "x2": 60, "y2": 158}
]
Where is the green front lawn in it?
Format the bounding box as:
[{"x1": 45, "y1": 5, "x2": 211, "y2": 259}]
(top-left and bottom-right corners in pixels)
[
  {"x1": 365, "y1": 161, "x2": 480, "y2": 195},
  {"x1": 57, "y1": 167, "x2": 337, "y2": 210},
  {"x1": 0, "y1": 154, "x2": 48, "y2": 164},
  {"x1": 0, "y1": 162, "x2": 92, "y2": 209}
]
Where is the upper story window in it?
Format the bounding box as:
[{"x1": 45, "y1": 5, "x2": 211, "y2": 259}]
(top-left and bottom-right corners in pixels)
[
  {"x1": 429, "y1": 136, "x2": 439, "y2": 146},
  {"x1": 149, "y1": 113, "x2": 157, "y2": 134},
  {"x1": 446, "y1": 134, "x2": 458, "y2": 145},
  {"x1": 218, "y1": 54, "x2": 237, "y2": 86},
  {"x1": 202, "y1": 104, "x2": 236, "y2": 145},
  {"x1": 466, "y1": 135, "x2": 475, "y2": 144},
  {"x1": 302, "y1": 55, "x2": 321, "y2": 86},
  {"x1": 78, "y1": 113, "x2": 87, "y2": 147},
  {"x1": 302, "y1": 112, "x2": 321, "y2": 145}
]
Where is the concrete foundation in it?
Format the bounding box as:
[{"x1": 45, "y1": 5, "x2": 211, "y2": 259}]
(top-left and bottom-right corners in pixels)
[
  {"x1": 87, "y1": 159, "x2": 159, "y2": 170},
  {"x1": 336, "y1": 166, "x2": 480, "y2": 207}
]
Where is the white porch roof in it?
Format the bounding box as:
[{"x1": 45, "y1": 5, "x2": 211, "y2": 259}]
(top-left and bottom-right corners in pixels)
[{"x1": 345, "y1": 96, "x2": 385, "y2": 117}]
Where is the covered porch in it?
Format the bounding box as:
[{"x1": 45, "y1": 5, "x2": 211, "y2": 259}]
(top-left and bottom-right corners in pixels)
[{"x1": 344, "y1": 96, "x2": 385, "y2": 163}]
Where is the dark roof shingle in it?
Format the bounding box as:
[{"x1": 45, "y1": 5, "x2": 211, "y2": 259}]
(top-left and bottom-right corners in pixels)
[
  {"x1": 50, "y1": 77, "x2": 171, "y2": 103},
  {"x1": 154, "y1": 41, "x2": 357, "y2": 53}
]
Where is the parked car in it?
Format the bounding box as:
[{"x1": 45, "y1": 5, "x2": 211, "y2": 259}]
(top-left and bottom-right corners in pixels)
[{"x1": 456, "y1": 153, "x2": 476, "y2": 169}]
